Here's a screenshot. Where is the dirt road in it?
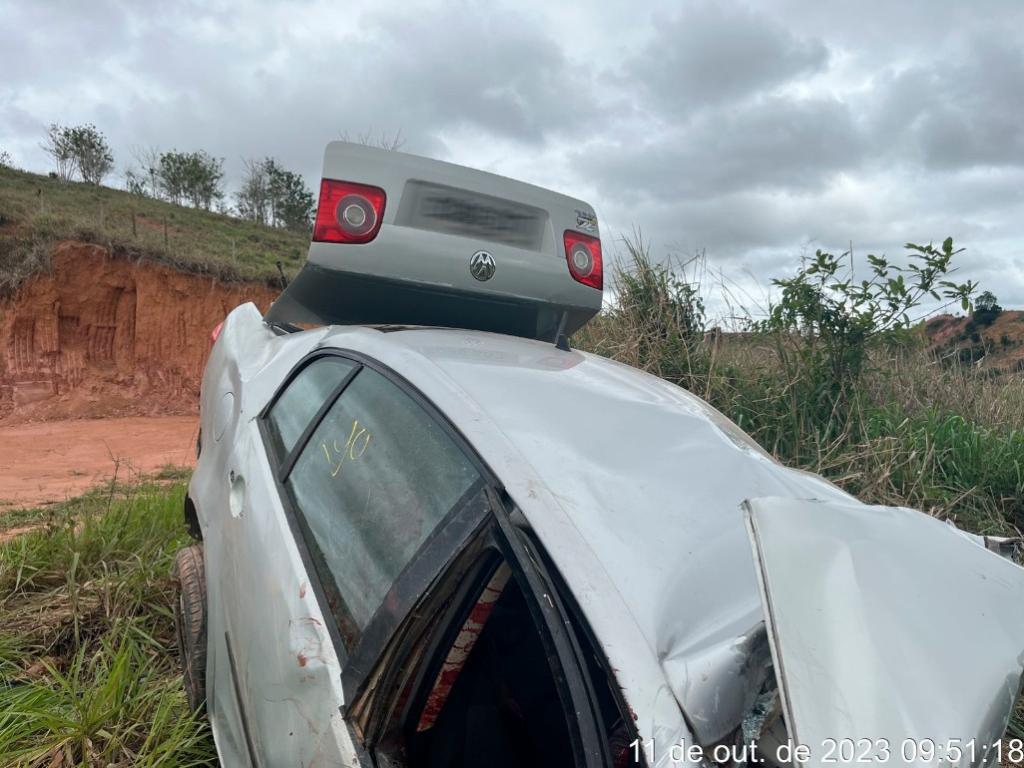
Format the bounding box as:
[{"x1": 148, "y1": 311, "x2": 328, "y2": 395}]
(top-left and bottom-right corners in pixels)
[{"x1": 0, "y1": 416, "x2": 198, "y2": 510}]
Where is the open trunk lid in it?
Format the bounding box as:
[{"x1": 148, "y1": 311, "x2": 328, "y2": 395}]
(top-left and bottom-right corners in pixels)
[{"x1": 744, "y1": 497, "x2": 1024, "y2": 767}]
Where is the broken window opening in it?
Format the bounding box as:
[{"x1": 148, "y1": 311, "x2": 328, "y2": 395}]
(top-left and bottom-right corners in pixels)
[
  {"x1": 362, "y1": 543, "x2": 642, "y2": 768},
  {"x1": 404, "y1": 563, "x2": 574, "y2": 768}
]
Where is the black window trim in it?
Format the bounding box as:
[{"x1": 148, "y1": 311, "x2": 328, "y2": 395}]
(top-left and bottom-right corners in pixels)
[
  {"x1": 492, "y1": 508, "x2": 609, "y2": 768},
  {"x1": 524, "y1": 527, "x2": 647, "y2": 766},
  {"x1": 257, "y1": 346, "x2": 504, "y2": 669}
]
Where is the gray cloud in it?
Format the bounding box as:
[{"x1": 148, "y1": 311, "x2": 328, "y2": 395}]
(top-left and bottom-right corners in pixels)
[
  {"x1": 583, "y1": 94, "x2": 865, "y2": 200},
  {"x1": 625, "y1": 2, "x2": 829, "y2": 114},
  {"x1": 0, "y1": 0, "x2": 1021, "y2": 312},
  {"x1": 868, "y1": 36, "x2": 1024, "y2": 171}
]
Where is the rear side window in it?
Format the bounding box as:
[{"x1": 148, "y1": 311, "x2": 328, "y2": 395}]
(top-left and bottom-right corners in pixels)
[
  {"x1": 285, "y1": 366, "x2": 481, "y2": 642},
  {"x1": 265, "y1": 356, "x2": 357, "y2": 463}
]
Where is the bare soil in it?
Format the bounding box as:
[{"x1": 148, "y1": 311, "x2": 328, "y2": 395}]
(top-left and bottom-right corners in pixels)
[
  {"x1": 925, "y1": 310, "x2": 1024, "y2": 370},
  {"x1": 0, "y1": 415, "x2": 198, "y2": 512},
  {"x1": 0, "y1": 240, "x2": 277, "y2": 424},
  {"x1": 0, "y1": 241, "x2": 277, "y2": 525}
]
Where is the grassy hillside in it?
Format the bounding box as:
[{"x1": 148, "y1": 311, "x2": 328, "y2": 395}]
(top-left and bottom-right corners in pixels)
[
  {"x1": 926, "y1": 309, "x2": 1024, "y2": 371},
  {"x1": 0, "y1": 166, "x2": 308, "y2": 296}
]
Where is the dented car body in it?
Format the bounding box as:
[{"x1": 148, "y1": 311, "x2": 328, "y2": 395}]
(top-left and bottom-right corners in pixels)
[
  {"x1": 182, "y1": 143, "x2": 1024, "y2": 767},
  {"x1": 187, "y1": 308, "x2": 1024, "y2": 767}
]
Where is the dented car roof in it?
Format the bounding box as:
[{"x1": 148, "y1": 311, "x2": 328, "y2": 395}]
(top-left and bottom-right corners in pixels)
[{"x1": 307, "y1": 324, "x2": 858, "y2": 745}]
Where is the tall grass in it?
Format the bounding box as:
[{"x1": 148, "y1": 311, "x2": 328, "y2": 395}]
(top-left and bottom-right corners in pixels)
[
  {"x1": 576, "y1": 240, "x2": 1024, "y2": 535},
  {"x1": 0, "y1": 479, "x2": 216, "y2": 767}
]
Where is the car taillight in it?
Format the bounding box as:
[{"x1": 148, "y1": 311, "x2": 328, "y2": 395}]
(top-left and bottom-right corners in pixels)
[
  {"x1": 563, "y1": 230, "x2": 603, "y2": 290},
  {"x1": 210, "y1": 321, "x2": 224, "y2": 343},
  {"x1": 313, "y1": 179, "x2": 386, "y2": 244}
]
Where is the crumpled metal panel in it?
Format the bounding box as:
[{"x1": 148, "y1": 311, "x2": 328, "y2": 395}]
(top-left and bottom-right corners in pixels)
[
  {"x1": 338, "y1": 326, "x2": 859, "y2": 750},
  {"x1": 745, "y1": 497, "x2": 1024, "y2": 767}
]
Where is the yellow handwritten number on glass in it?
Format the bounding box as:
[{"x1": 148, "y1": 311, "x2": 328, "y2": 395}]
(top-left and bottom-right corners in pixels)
[{"x1": 322, "y1": 419, "x2": 372, "y2": 477}]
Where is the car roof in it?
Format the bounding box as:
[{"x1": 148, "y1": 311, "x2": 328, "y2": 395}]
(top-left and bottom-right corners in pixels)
[{"x1": 310, "y1": 324, "x2": 852, "y2": 731}]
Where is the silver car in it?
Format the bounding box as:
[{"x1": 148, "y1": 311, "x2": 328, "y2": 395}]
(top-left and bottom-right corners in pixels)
[{"x1": 176, "y1": 147, "x2": 1024, "y2": 768}]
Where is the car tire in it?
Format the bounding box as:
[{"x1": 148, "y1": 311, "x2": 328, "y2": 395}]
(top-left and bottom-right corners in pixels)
[{"x1": 173, "y1": 544, "x2": 207, "y2": 713}]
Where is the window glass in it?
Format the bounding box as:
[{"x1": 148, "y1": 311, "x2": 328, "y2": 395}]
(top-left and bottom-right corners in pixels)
[
  {"x1": 287, "y1": 366, "x2": 481, "y2": 636},
  {"x1": 266, "y1": 357, "x2": 357, "y2": 463}
]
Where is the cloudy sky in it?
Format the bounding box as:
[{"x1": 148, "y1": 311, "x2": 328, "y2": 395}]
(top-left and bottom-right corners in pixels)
[{"x1": 2, "y1": 0, "x2": 1022, "y2": 318}]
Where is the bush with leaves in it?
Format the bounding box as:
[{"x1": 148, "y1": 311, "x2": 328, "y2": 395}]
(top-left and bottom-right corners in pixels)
[
  {"x1": 973, "y1": 290, "x2": 1003, "y2": 327},
  {"x1": 156, "y1": 150, "x2": 224, "y2": 210},
  {"x1": 67, "y1": 124, "x2": 114, "y2": 184},
  {"x1": 758, "y1": 238, "x2": 976, "y2": 453},
  {"x1": 40, "y1": 124, "x2": 114, "y2": 184}
]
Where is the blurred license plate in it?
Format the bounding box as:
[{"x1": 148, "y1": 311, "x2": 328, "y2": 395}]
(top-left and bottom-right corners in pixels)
[{"x1": 397, "y1": 180, "x2": 547, "y2": 251}]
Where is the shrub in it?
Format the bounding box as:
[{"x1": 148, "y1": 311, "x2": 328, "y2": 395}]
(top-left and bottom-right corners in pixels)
[{"x1": 755, "y1": 239, "x2": 975, "y2": 456}]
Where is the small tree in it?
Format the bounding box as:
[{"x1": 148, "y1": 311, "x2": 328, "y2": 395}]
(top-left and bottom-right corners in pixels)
[
  {"x1": 156, "y1": 150, "x2": 224, "y2": 210},
  {"x1": 266, "y1": 161, "x2": 314, "y2": 231},
  {"x1": 41, "y1": 124, "x2": 76, "y2": 181},
  {"x1": 66, "y1": 124, "x2": 114, "y2": 184},
  {"x1": 759, "y1": 238, "x2": 975, "y2": 446},
  {"x1": 973, "y1": 290, "x2": 1002, "y2": 326},
  {"x1": 236, "y1": 157, "x2": 271, "y2": 225},
  {"x1": 124, "y1": 145, "x2": 161, "y2": 197},
  {"x1": 0, "y1": 150, "x2": 12, "y2": 169},
  {"x1": 237, "y1": 157, "x2": 314, "y2": 231}
]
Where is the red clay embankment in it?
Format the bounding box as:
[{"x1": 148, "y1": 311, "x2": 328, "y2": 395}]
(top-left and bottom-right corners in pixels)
[
  {"x1": 0, "y1": 242, "x2": 278, "y2": 511},
  {"x1": 0, "y1": 241, "x2": 278, "y2": 424}
]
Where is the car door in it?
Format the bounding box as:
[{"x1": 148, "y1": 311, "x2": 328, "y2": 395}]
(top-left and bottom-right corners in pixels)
[
  {"x1": 225, "y1": 348, "x2": 632, "y2": 767},
  {"x1": 214, "y1": 354, "x2": 363, "y2": 767},
  {"x1": 744, "y1": 496, "x2": 1024, "y2": 767},
  {"x1": 229, "y1": 350, "x2": 493, "y2": 765},
  {"x1": 341, "y1": 496, "x2": 638, "y2": 768}
]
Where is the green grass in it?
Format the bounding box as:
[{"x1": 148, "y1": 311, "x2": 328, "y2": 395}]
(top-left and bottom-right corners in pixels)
[
  {"x1": 0, "y1": 478, "x2": 217, "y2": 767},
  {"x1": 0, "y1": 165, "x2": 308, "y2": 295}
]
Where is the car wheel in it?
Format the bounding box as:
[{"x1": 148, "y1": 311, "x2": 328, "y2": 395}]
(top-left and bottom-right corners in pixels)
[{"x1": 173, "y1": 544, "x2": 207, "y2": 712}]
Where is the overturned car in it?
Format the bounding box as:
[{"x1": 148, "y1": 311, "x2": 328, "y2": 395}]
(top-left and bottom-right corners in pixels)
[{"x1": 175, "y1": 142, "x2": 1024, "y2": 768}]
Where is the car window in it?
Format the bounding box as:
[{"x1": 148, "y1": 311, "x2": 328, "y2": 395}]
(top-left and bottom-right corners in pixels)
[
  {"x1": 285, "y1": 365, "x2": 481, "y2": 640},
  {"x1": 265, "y1": 356, "x2": 358, "y2": 463}
]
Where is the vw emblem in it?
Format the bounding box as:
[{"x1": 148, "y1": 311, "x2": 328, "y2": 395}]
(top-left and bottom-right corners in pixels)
[{"x1": 469, "y1": 250, "x2": 496, "y2": 281}]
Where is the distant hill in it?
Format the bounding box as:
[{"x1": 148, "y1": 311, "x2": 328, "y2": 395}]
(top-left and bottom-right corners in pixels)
[{"x1": 925, "y1": 310, "x2": 1024, "y2": 371}]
